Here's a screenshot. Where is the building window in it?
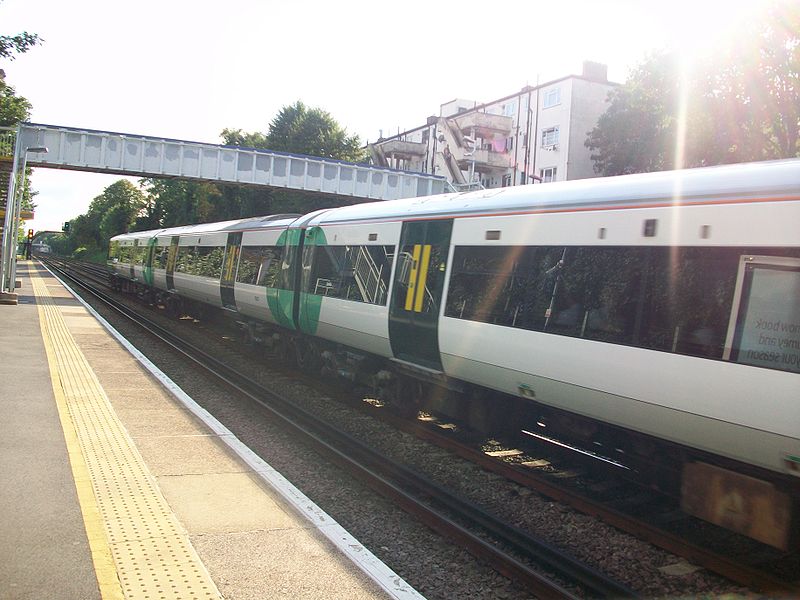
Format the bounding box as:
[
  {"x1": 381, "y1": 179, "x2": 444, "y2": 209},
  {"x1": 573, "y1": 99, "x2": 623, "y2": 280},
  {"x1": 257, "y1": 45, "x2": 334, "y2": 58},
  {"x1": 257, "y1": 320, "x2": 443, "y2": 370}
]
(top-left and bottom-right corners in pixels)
[
  {"x1": 543, "y1": 88, "x2": 561, "y2": 108},
  {"x1": 541, "y1": 126, "x2": 559, "y2": 148},
  {"x1": 541, "y1": 167, "x2": 557, "y2": 183},
  {"x1": 504, "y1": 101, "x2": 516, "y2": 117},
  {"x1": 502, "y1": 174, "x2": 512, "y2": 187}
]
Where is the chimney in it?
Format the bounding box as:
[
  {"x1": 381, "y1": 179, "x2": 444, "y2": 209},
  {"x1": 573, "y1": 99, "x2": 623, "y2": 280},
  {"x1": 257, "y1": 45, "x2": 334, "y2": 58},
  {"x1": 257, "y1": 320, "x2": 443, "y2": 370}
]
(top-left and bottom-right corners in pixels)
[{"x1": 582, "y1": 61, "x2": 608, "y2": 82}]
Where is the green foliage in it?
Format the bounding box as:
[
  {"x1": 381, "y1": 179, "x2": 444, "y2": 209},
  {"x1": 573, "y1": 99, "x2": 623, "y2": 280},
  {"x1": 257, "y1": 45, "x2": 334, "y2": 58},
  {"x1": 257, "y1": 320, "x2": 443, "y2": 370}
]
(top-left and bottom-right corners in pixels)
[
  {"x1": 0, "y1": 32, "x2": 41, "y2": 61},
  {"x1": 0, "y1": 79, "x2": 31, "y2": 125},
  {"x1": 585, "y1": 53, "x2": 681, "y2": 175},
  {"x1": 59, "y1": 180, "x2": 146, "y2": 258},
  {"x1": 264, "y1": 101, "x2": 366, "y2": 162},
  {"x1": 139, "y1": 102, "x2": 366, "y2": 231},
  {"x1": 220, "y1": 128, "x2": 268, "y2": 149},
  {"x1": 586, "y1": 3, "x2": 800, "y2": 174}
]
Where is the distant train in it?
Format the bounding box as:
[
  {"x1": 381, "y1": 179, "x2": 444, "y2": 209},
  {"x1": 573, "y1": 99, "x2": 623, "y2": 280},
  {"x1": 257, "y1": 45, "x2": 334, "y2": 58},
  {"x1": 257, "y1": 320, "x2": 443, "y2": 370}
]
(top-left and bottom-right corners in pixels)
[{"x1": 109, "y1": 159, "x2": 800, "y2": 550}]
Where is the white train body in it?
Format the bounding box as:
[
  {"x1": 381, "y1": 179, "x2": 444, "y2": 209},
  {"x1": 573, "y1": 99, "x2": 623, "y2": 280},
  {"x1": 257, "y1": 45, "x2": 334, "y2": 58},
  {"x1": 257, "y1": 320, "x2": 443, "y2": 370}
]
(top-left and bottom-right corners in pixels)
[{"x1": 110, "y1": 159, "x2": 800, "y2": 547}]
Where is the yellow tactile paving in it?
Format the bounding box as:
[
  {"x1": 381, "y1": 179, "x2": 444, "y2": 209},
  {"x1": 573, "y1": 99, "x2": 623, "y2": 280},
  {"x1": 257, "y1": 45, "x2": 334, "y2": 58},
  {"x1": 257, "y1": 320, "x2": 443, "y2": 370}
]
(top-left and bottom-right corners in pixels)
[{"x1": 31, "y1": 272, "x2": 222, "y2": 600}]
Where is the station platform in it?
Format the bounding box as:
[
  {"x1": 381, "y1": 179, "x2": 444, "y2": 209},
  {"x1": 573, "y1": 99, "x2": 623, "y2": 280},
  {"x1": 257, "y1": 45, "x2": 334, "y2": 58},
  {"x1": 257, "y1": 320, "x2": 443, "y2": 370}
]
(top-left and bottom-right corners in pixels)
[{"x1": 0, "y1": 261, "x2": 420, "y2": 600}]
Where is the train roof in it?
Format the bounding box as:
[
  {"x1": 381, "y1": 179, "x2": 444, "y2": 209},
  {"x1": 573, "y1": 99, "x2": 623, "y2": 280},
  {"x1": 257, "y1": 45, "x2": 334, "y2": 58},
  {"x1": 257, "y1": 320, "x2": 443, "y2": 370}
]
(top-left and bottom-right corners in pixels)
[
  {"x1": 309, "y1": 158, "x2": 800, "y2": 225},
  {"x1": 109, "y1": 214, "x2": 301, "y2": 242},
  {"x1": 109, "y1": 159, "x2": 799, "y2": 242}
]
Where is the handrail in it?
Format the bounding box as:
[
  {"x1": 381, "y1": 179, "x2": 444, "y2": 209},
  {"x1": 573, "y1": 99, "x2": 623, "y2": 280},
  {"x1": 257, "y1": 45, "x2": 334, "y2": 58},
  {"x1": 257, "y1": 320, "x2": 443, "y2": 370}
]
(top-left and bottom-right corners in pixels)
[{"x1": 353, "y1": 246, "x2": 387, "y2": 304}]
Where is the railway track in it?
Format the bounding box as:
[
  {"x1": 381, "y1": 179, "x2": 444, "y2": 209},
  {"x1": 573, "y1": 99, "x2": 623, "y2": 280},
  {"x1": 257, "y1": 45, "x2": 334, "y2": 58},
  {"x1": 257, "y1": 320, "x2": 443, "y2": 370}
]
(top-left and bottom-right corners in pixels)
[
  {"x1": 42, "y1": 256, "x2": 636, "y2": 599},
  {"x1": 43, "y1": 256, "x2": 800, "y2": 596}
]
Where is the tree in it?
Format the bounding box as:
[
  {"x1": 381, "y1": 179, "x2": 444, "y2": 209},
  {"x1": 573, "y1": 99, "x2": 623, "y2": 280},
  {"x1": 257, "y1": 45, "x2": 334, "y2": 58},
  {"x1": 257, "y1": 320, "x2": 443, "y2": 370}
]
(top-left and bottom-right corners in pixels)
[
  {"x1": 585, "y1": 53, "x2": 683, "y2": 175},
  {"x1": 0, "y1": 79, "x2": 31, "y2": 126},
  {"x1": 142, "y1": 102, "x2": 366, "y2": 229},
  {"x1": 264, "y1": 101, "x2": 366, "y2": 162},
  {"x1": 702, "y1": 2, "x2": 800, "y2": 162},
  {"x1": 1, "y1": 6, "x2": 42, "y2": 235},
  {"x1": 59, "y1": 180, "x2": 146, "y2": 260},
  {"x1": 586, "y1": 2, "x2": 800, "y2": 175},
  {"x1": 0, "y1": 32, "x2": 40, "y2": 61},
  {"x1": 220, "y1": 128, "x2": 268, "y2": 149}
]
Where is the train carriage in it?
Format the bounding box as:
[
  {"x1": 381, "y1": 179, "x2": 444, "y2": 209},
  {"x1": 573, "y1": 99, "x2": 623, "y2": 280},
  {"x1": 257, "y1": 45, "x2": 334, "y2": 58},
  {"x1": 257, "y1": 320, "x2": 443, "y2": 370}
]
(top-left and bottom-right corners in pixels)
[{"x1": 109, "y1": 158, "x2": 800, "y2": 549}]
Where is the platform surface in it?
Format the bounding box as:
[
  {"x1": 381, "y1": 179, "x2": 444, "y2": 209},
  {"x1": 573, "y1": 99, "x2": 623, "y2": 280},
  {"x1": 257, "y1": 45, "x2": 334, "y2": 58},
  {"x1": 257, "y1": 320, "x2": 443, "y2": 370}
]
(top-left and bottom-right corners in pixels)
[{"x1": 0, "y1": 261, "x2": 412, "y2": 600}]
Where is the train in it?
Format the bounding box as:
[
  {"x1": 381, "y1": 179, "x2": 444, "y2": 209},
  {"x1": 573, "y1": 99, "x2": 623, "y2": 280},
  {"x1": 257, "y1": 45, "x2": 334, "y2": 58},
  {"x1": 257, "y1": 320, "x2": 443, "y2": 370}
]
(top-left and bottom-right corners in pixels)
[{"x1": 108, "y1": 158, "x2": 800, "y2": 550}]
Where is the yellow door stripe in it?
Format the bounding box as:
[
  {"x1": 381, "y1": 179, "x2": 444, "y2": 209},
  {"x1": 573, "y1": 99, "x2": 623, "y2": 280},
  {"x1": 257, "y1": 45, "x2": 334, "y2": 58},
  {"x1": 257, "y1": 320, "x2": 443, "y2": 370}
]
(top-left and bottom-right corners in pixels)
[
  {"x1": 404, "y1": 244, "x2": 421, "y2": 311},
  {"x1": 413, "y1": 245, "x2": 432, "y2": 312}
]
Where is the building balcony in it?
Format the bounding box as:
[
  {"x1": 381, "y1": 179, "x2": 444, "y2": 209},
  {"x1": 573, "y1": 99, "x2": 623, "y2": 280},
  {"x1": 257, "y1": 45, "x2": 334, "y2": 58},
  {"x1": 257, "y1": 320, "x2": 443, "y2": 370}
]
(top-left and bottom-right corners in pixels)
[
  {"x1": 376, "y1": 139, "x2": 427, "y2": 159},
  {"x1": 457, "y1": 149, "x2": 512, "y2": 172},
  {"x1": 452, "y1": 112, "x2": 513, "y2": 137}
]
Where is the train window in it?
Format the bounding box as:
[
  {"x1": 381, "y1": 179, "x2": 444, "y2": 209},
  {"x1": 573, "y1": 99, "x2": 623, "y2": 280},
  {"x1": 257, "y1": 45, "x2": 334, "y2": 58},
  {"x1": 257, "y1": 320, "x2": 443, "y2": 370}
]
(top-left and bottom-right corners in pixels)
[
  {"x1": 304, "y1": 245, "x2": 394, "y2": 305},
  {"x1": 194, "y1": 246, "x2": 224, "y2": 279},
  {"x1": 122, "y1": 245, "x2": 136, "y2": 264},
  {"x1": 175, "y1": 246, "x2": 195, "y2": 273},
  {"x1": 237, "y1": 245, "x2": 283, "y2": 287},
  {"x1": 445, "y1": 246, "x2": 563, "y2": 329},
  {"x1": 133, "y1": 244, "x2": 149, "y2": 266},
  {"x1": 445, "y1": 245, "x2": 800, "y2": 367}
]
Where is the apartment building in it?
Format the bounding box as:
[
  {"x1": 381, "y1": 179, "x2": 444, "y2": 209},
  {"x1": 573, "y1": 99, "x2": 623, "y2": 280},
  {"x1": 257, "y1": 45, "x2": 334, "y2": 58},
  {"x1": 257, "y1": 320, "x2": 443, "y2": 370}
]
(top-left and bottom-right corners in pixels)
[{"x1": 369, "y1": 61, "x2": 616, "y2": 189}]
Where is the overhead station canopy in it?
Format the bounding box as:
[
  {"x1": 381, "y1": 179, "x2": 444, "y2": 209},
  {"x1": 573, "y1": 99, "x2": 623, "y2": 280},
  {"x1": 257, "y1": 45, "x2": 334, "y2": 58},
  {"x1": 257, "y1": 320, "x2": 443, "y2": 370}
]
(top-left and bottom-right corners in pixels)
[{"x1": 17, "y1": 123, "x2": 450, "y2": 201}]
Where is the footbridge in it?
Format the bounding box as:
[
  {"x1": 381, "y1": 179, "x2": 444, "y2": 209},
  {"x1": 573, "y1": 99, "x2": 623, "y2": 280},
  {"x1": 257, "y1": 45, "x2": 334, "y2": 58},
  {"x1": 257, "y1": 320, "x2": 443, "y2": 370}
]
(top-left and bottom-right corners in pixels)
[{"x1": 1, "y1": 122, "x2": 450, "y2": 299}]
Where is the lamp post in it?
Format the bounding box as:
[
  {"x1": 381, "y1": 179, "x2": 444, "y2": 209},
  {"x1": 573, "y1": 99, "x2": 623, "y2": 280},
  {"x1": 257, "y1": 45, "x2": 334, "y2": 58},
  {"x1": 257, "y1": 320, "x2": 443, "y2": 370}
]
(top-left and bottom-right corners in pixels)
[{"x1": 1, "y1": 144, "x2": 48, "y2": 301}]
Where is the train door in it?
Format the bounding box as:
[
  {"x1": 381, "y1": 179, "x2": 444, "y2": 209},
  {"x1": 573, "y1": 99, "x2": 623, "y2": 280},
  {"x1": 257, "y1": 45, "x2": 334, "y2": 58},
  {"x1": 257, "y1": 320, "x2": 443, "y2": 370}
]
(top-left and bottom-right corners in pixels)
[
  {"x1": 220, "y1": 232, "x2": 242, "y2": 309},
  {"x1": 129, "y1": 240, "x2": 137, "y2": 280},
  {"x1": 265, "y1": 227, "x2": 302, "y2": 331},
  {"x1": 388, "y1": 219, "x2": 453, "y2": 371},
  {"x1": 165, "y1": 236, "x2": 179, "y2": 290},
  {"x1": 143, "y1": 238, "x2": 157, "y2": 287}
]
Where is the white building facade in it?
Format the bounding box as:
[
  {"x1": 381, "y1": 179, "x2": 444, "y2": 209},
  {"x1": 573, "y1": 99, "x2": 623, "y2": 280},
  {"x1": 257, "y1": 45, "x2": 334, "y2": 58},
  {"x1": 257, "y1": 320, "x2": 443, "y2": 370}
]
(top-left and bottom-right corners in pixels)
[{"x1": 369, "y1": 62, "x2": 616, "y2": 189}]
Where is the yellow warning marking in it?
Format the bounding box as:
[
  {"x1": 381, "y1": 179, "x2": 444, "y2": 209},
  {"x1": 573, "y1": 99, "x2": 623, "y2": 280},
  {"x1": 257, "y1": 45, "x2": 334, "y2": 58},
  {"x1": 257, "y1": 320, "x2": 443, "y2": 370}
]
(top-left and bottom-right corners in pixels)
[
  {"x1": 404, "y1": 244, "x2": 422, "y2": 311},
  {"x1": 413, "y1": 245, "x2": 432, "y2": 313},
  {"x1": 31, "y1": 271, "x2": 221, "y2": 600}
]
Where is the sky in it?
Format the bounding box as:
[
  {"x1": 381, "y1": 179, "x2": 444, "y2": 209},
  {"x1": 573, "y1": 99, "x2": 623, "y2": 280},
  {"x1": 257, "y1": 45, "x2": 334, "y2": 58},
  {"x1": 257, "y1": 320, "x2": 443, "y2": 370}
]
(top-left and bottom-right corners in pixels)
[{"x1": 2, "y1": 0, "x2": 770, "y2": 233}]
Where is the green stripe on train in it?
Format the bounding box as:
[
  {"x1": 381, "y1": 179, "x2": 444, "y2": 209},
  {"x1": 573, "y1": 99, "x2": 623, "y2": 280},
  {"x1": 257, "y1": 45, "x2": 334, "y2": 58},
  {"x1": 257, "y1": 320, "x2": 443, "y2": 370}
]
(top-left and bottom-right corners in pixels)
[{"x1": 297, "y1": 227, "x2": 324, "y2": 335}]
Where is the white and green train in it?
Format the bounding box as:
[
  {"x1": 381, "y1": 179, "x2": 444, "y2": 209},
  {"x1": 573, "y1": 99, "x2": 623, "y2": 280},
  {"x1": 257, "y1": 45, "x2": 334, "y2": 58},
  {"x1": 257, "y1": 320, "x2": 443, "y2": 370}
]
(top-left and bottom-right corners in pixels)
[{"x1": 110, "y1": 158, "x2": 800, "y2": 550}]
